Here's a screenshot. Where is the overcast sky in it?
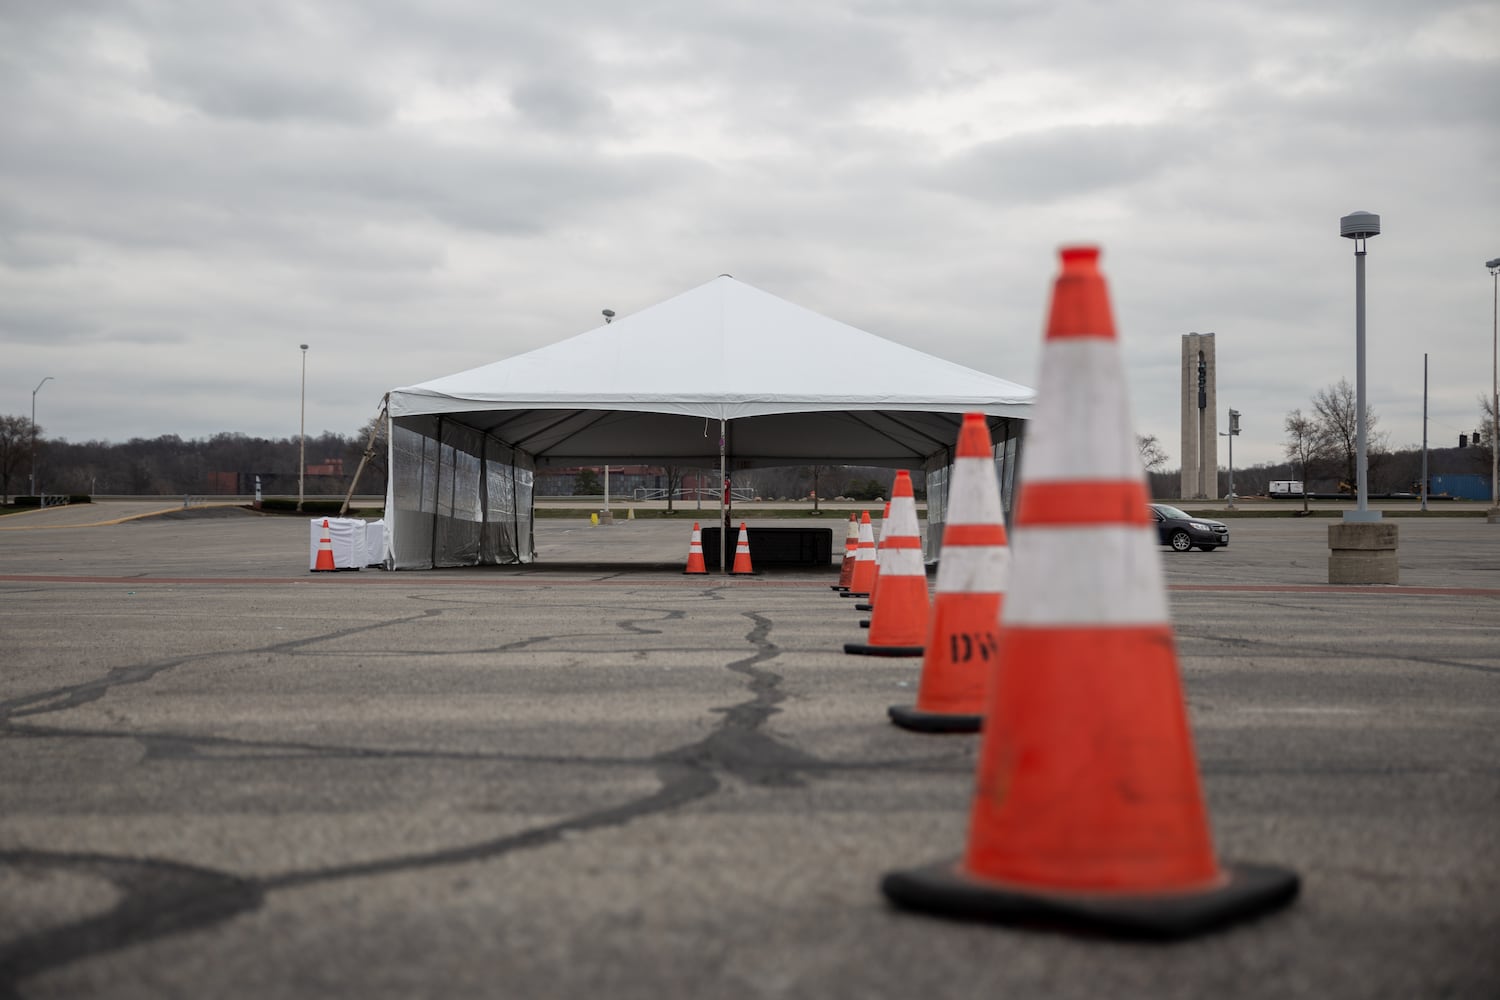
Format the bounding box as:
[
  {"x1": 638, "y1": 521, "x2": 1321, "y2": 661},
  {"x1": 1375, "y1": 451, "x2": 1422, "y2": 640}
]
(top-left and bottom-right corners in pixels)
[{"x1": 4, "y1": 0, "x2": 1498, "y2": 470}]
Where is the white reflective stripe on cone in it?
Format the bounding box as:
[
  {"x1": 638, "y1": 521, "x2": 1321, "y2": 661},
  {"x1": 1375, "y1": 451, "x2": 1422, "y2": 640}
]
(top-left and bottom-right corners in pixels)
[
  {"x1": 946, "y1": 457, "x2": 1002, "y2": 521},
  {"x1": 1020, "y1": 339, "x2": 1142, "y2": 482},
  {"x1": 1006, "y1": 525, "x2": 1168, "y2": 626},
  {"x1": 934, "y1": 544, "x2": 1010, "y2": 593},
  {"x1": 879, "y1": 547, "x2": 926, "y2": 577}
]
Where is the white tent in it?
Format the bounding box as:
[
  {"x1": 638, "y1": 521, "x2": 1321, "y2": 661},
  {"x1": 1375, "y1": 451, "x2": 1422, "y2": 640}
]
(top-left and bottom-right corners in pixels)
[{"x1": 383, "y1": 276, "x2": 1034, "y2": 569}]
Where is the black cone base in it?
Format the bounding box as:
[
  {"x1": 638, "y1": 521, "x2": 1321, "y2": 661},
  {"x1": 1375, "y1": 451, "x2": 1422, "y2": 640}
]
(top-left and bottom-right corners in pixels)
[
  {"x1": 855, "y1": 603, "x2": 873, "y2": 612},
  {"x1": 881, "y1": 859, "x2": 1300, "y2": 941},
  {"x1": 844, "y1": 642, "x2": 924, "y2": 658},
  {"x1": 859, "y1": 620, "x2": 870, "y2": 628},
  {"x1": 839, "y1": 592, "x2": 867, "y2": 599},
  {"x1": 831, "y1": 585, "x2": 849, "y2": 591},
  {"x1": 887, "y1": 704, "x2": 982, "y2": 733}
]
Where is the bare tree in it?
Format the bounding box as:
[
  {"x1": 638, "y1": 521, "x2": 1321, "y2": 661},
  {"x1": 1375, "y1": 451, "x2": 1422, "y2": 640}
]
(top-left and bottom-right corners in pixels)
[
  {"x1": 1283, "y1": 408, "x2": 1324, "y2": 513},
  {"x1": 1312, "y1": 378, "x2": 1387, "y2": 492},
  {"x1": 0, "y1": 414, "x2": 38, "y2": 503},
  {"x1": 806, "y1": 464, "x2": 827, "y2": 513},
  {"x1": 1480, "y1": 392, "x2": 1497, "y2": 470},
  {"x1": 662, "y1": 465, "x2": 684, "y2": 513},
  {"x1": 1136, "y1": 434, "x2": 1169, "y2": 473}
]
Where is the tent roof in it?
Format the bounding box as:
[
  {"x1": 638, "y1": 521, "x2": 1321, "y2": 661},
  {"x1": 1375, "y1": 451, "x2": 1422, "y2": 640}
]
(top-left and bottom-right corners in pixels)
[{"x1": 387, "y1": 275, "x2": 1034, "y2": 468}]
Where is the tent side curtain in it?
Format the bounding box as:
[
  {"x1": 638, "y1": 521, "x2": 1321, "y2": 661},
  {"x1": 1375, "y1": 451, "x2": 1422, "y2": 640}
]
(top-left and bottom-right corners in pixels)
[{"x1": 384, "y1": 414, "x2": 535, "y2": 569}]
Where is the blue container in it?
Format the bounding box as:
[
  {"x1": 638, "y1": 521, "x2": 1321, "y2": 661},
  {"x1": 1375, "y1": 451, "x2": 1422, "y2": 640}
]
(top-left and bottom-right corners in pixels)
[{"x1": 1429, "y1": 473, "x2": 1492, "y2": 501}]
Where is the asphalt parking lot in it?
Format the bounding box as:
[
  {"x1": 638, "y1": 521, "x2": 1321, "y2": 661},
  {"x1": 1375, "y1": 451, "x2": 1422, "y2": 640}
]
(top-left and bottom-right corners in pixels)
[{"x1": 1, "y1": 504, "x2": 1498, "y2": 998}]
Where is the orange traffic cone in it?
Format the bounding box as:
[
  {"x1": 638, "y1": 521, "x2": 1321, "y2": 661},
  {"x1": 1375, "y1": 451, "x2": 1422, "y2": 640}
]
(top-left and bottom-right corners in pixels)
[
  {"x1": 855, "y1": 501, "x2": 891, "y2": 613},
  {"x1": 730, "y1": 522, "x2": 755, "y2": 575},
  {"x1": 844, "y1": 512, "x2": 877, "y2": 596},
  {"x1": 889, "y1": 413, "x2": 1009, "y2": 733},
  {"x1": 881, "y1": 246, "x2": 1298, "y2": 939},
  {"x1": 845, "y1": 472, "x2": 927, "y2": 658},
  {"x1": 683, "y1": 522, "x2": 707, "y2": 575},
  {"x1": 832, "y1": 514, "x2": 859, "y2": 591},
  {"x1": 312, "y1": 519, "x2": 336, "y2": 572}
]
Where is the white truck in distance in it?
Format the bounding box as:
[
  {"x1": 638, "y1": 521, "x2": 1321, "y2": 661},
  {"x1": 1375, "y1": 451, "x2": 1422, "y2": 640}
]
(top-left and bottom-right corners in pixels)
[{"x1": 1269, "y1": 481, "x2": 1305, "y2": 496}]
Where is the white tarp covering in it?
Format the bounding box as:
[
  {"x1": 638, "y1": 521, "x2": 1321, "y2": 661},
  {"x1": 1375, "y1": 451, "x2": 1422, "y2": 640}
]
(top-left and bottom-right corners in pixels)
[
  {"x1": 364, "y1": 519, "x2": 385, "y2": 567},
  {"x1": 309, "y1": 517, "x2": 368, "y2": 570},
  {"x1": 383, "y1": 276, "x2": 1034, "y2": 569}
]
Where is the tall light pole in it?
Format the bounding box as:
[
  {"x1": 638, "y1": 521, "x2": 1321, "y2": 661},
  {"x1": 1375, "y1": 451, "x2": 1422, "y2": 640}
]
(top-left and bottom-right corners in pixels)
[
  {"x1": 1328, "y1": 211, "x2": 1398, "y2": 584},
  {"x1": 30, "y1": 376, "x2": 53, "y2": 497},
  {"x1": 1421, "y1": 353, "x2": 1429, "y2": 512},
  {"x1": 1340, "y1": 211, "x2": 1380, "y2": 522},
  {"x1": 1486, "y1": 257, "x2": 1499, "y2": 522},
  {"x1": 1219, "y1": 408, "x2": 1240, "y2": 508},
  {"x1": 298, "y1": 344, "x2": 308, "y2": 513}
]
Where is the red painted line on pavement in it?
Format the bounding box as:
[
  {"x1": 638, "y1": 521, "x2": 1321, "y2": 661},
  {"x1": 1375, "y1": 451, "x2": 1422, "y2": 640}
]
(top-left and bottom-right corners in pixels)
[
  {"x1": 0, "y1": 574, "x2": 832, "y2": 589},
  {"x1": 2, "y1": 576, "x2": 1496, "y2": 597},
  {"x1": 1166, "y1": 583, "x2": 1500, "y2": 598}
]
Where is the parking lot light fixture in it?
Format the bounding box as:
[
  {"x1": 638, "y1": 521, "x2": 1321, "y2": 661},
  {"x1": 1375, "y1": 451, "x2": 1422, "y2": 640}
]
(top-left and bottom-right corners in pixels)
[
  {"x1": 30, "y1": 376, "x2": 53, "y2": 497},
  {"x1": 1340, "y1": 211, "x2": 1380, "y2": 522},
  {"x1": 299, "y1": 344, "x2": 308, "y2": 513},
  {"x1": 1487, "y1": 258, "x2": 1499, "y2": 522}
]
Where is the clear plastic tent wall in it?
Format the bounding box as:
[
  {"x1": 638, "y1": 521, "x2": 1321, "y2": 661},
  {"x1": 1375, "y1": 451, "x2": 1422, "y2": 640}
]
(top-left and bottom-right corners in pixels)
[
  {"x1": 922, "y1": 416, "x2": 1024, "y2": 561},
  {"x1": 385, "y1": 414, "x2": 535, "y2": 569}
]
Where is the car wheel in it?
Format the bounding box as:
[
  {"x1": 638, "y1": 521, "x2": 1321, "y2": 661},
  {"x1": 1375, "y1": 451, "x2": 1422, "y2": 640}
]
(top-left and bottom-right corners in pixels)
[{"x1": 1170, "y1": 530, "x2": 1193, "y2": 552}]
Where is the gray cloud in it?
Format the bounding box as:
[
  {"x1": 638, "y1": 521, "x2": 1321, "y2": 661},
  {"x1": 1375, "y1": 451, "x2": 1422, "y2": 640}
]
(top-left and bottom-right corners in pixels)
[{"x1": 0, "y1": 0, "x2": 1496, "y2": 467}]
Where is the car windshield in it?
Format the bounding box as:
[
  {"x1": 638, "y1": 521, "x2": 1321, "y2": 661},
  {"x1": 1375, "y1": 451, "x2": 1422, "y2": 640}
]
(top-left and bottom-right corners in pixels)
[{"x1": 1153, "y1": 504, "x2": 1190, "y2": 519}]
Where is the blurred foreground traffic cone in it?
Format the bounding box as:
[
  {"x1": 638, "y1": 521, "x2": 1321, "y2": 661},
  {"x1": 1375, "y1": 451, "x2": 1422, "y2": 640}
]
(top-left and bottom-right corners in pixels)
[
  {"x1": 312, "y1": 519, "x2": 336, "y2": 572},
  {"x1": 683, "y1": 522, "x2": 707, "y2": 575},
  {"x1": 832, "y1": 514, "x2": 859, "y2": 591},
  {"x1": 880, "y1": 246, "x2": 1299, "y2": 939},
  {"x1": 889, "y1": 413, "x2": 1008, "y2": 733},
  {"x1": 845, "y1": 473, "x2": 927, "y2": 657},
  {"x1": 844, "y1": 512, "x2": 876, "y2": 596},
  {"x1": 731, "y1": 522, "x2": 755, "y2": 575}
]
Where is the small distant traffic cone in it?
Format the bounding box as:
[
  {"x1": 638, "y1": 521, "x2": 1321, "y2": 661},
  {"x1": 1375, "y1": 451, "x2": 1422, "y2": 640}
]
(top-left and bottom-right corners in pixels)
[
  {"x1": 832, "y1": 514, "x2": 859, "y2": 590},
  {"x1": 312, "y1": 519, "x2": 336, "y2": 572},
  {"x1": 844, "y1": 512, "x2": 877, "y2": 596},
  {"x1": 889, "y1": 413, "x2": 1009, "y2": 733},
  {"x1": 856, "y1": 501, "x2": 892, "y2": 612},
  {"x1": 683, "y1": 522, "x2": 707, "y2": 575},
  {"x1": 731, "y1": 522, "x2": 755, "y2": 575},
  {"x1": 845, "y1": 472, "x2": 927, "y2": 658},
  {"x1": 881, "y1": 246, "x2": 1299, "y2": 939}
]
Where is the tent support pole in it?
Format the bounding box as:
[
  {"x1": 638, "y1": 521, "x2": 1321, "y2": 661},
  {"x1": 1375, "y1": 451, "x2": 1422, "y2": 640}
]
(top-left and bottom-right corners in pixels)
[
  {"x1": 479, "y1": 433, "x2": 490, "y2": 564},
  {"x1": 430, "y1": 416, "x2": 443, "y2": 569},
  {"x1": 720, "y1": 418, "x2": 728, "y2": 575},
  {"x1": 340, "y1": 394, "x2": 388, "y2": 517}
]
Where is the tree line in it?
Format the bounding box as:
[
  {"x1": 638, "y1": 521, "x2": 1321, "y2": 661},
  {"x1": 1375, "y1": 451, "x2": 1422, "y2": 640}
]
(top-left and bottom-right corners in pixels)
[
  {"x1": 5, "y1": 380, "x2": 1492, "y2": 506},
  {"x1": 1140, "y1": 378, "x2": 1495, "y2": 499},
  {"x1": 0, "y1": 416, "x2": 388, "y2": 504}
]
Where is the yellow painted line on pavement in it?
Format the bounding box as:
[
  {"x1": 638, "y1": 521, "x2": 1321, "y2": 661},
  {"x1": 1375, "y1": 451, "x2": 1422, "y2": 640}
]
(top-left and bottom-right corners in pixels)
[{"x1": 0, "y1": 503, "x2": 247, "y2": 530}]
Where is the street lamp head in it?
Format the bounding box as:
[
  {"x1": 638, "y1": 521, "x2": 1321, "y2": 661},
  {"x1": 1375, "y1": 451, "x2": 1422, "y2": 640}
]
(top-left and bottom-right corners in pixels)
[
  {"x1": 602, "y1": 309, "x2": 615, "y2": 324},
  {"x1": 1340, "y1": 211, "x2": 1380, "y2": 240},
  {"x1": 300, "y1": 343, "x2": 308, "y2": 351},
  {"x1": 1486, "y1": 258, "x2": 1500, "y2": 271}
]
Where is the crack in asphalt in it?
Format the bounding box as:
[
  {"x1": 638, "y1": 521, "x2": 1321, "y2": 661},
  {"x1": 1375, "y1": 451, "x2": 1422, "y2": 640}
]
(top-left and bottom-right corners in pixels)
[
  {"x1": 0, "y1": 610, "x2": 447, "y2": 720},
  {"x1": 1173, "y1": 626, "x2": 1500, "y2": 676},
  {"x1": 0, "y1": 852, "x2": 263, "y2": 998},
  {"x1": 0, "y1": 601, "x2": 882, "y2": 994}
]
